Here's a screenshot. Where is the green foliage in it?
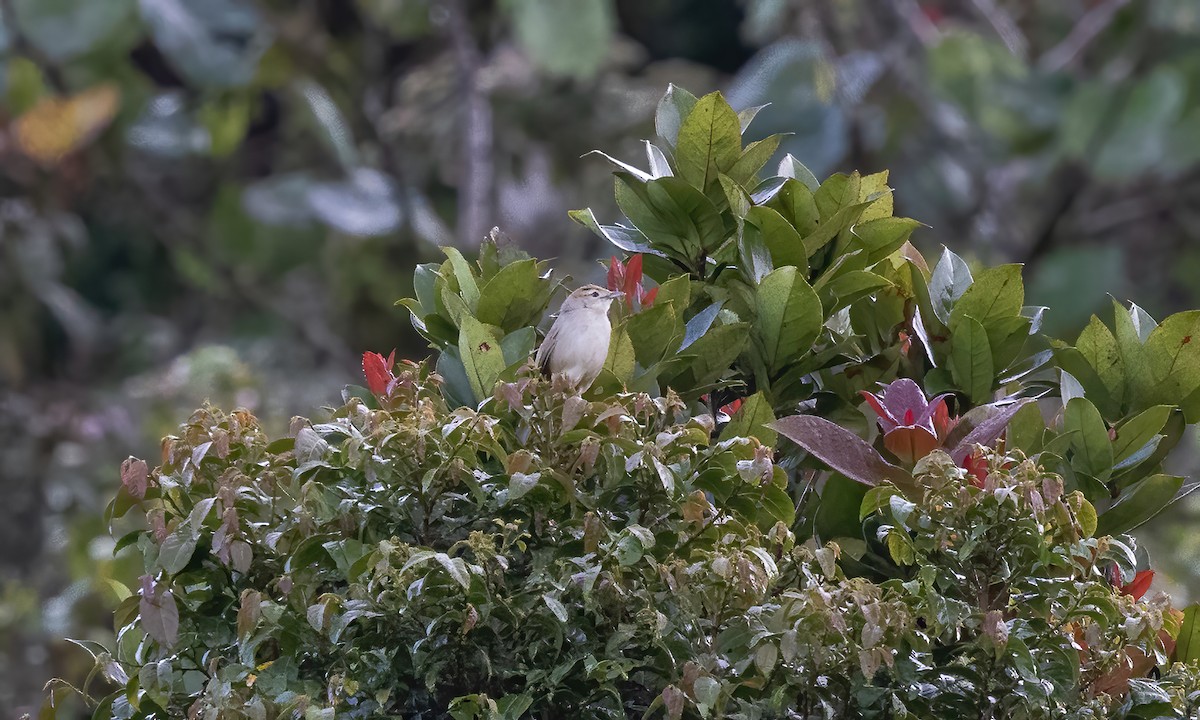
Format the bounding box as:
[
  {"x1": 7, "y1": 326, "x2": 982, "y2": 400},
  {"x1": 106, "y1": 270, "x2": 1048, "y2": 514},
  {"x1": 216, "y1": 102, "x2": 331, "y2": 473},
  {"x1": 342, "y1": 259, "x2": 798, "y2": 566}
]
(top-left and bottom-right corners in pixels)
[{"x1": 53, "y1": 85, "x2": 1200, "y2": 718}]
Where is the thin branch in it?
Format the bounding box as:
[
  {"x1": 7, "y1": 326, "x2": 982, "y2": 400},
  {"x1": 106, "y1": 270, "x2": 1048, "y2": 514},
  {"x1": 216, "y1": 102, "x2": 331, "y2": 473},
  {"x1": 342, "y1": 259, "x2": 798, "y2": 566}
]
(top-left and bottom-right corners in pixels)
[
  {"x1": 1038, "y1": 0, "x2": 1131, "y2": 73},
  {"x1": 890, "y1": 0, "x2": 941, "y2": 47},
  {"x1": 969, "y1": 0, "x2": 1029, "y2": 60},
  {"x1": 443, "y1": 0, "x2": 494, "y2": 249}
]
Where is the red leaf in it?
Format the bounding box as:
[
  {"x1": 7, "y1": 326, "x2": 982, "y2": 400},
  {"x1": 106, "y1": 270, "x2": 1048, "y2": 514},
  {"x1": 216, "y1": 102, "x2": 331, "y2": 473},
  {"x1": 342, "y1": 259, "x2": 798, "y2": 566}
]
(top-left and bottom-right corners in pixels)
[
  {"x1": 641, "y1": 286, "x2": 659, "y2": 307},
  {"x1": 607, "y1": 256, "x2": 623, "y2": 292},
  {"x1": 770, "y1": 415, "x2": 912, "y2": 487},
  {"x1": 1120, "y1": 569, "x2": 1155, "y2": 600},
  {"x1": 362, "y1": 351, "x2": 394, "y2": 396},
  {"x1": 720, "y1": 398, "x2": 743, "y2": 416},
  {"x1": 962, "y1": 450, "x2": 988, "y2": 488},
  {"x1": 860, "y1": 391, "x2": 899, "y2": 432},
  {"x1": 624, "y1": 254, "x2": 643, "y2": 299}
]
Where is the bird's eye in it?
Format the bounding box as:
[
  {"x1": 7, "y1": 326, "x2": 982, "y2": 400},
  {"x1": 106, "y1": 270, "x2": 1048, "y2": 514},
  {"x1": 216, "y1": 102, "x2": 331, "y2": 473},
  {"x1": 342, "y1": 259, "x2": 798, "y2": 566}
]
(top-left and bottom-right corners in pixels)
[{"x1": 591, "y1": 291, "x2": 599, "y2": 297}]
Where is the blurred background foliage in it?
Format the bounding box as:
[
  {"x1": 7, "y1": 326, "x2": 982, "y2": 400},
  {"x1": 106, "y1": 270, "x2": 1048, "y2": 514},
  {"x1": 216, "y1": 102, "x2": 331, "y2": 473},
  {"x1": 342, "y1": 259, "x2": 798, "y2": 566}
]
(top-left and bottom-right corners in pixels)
[{"x1": 5, "y1": 0, "x2": 1200, "y2": 713}]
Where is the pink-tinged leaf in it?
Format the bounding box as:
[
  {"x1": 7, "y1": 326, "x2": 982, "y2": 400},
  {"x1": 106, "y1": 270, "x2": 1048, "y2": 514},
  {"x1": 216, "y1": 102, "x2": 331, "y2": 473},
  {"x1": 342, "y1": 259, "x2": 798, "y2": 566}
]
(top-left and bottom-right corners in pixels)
[
  {"x1": 860, "y1": 391, "x2": 899, "y2": 432},
  {"x1": 878, "y1": 378, "x2": 929, "y2": 421},
  {"x1": 949, "y1": 399, "x2": 1032, "y2": 464},
  {"x1": 883, "y1": 426, "x2": 940, "y2": 465},
  {"x1": 139, "y1": 578, "x2": 179, "y2": 648},
  {"x1": 641, "y1": 286, "x2": 659, "y2": 307},
  {"x1": 916, "y1": 393, "x2": 952, "y2": 429},
  {"x1": 770, "y1": 415, "x2": 911, "y2": 487},
  {"x1": 607, "y1": 256, "x2": 623, "y2": 292},
  {"x1": 120, "y1": 456, "x2": 149, "y2": 499}
]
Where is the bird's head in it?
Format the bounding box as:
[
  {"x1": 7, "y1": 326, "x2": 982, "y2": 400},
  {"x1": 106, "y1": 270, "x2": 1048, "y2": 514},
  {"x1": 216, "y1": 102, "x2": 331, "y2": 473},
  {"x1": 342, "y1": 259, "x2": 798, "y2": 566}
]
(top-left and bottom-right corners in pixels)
[{"x1": 560, "y1": 284, "x2": 623, "y2": 314}]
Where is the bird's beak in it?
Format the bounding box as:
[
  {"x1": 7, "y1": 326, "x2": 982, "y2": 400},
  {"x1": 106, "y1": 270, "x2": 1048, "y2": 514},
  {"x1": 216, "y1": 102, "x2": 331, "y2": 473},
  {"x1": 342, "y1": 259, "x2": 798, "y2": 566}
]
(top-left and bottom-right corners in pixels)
[{"x1": 606, "y1": 290, "x2": 624, "y2": 299}]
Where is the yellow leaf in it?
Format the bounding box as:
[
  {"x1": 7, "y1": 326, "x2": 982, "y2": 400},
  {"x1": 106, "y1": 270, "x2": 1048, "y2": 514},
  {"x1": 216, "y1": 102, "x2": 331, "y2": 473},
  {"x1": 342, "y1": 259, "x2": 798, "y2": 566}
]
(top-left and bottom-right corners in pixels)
[{"x1": 13, "y1": 84, "x2": 120, "y2": 167}]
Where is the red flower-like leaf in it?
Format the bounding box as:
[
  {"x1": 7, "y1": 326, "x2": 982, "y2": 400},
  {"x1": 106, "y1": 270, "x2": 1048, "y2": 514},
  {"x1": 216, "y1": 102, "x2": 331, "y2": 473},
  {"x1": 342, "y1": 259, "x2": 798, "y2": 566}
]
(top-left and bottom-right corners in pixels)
[
  {"x1": 607, "y1": 256, "x2": 623, "y2": 293},
  {"x1": 641, "y1": 286, "x2": 658, "y2": 307},
  {"x1": 362, "y1": 350, "x2": 396, "y2": 396},
  {"x1": 1117, "y1": 569, "x2": 1155, "y2": 601},
  {"x1": 963, "y1": 450, "x2": 988, "y2": 488}
]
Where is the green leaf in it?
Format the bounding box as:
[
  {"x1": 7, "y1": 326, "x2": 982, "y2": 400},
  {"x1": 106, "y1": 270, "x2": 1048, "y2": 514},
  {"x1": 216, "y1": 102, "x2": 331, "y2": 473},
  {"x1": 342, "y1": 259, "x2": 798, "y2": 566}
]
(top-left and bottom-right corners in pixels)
[
  {"x1": 675, "y1": 92, "x2": 742, "y2": 195},
  {"x1": 813, "y1": 172, "x2": 861, "y2": 221},
  {"x1": 858, "y1": 170, "x2": 893, "y2": 221},
  {"x1": 947, "y1": 314, "x2": 993, "y2": 403},
  {"x1": 766, "y1": 178, "x2": 819, "y2": 237},
  {"x1": 719, "y1": 392, "x2": 776, "y2": 446},
  {"x1": 655, "y1": 274, "x2": 691, "y2": 313},
  {"x1": 158, "y1": 525, "x2": 199, "y2": 575},
  {"x1": 1063, "y1": 397, "x2": 1114, "y2": 482},
  {"x1": 1173, "y1": 604, "x2": 1200, "y2": 664},
  {"x1": 476, "y1": 259, "x2": 552, "y2": 332},
  {"x1": 442, "y1": 247, "x2": 480, "y2": 312},
  {"x1": 754, "y1": 266, "x2": 823, "y2": 374},
  {"x1": 1076, "y1": 315, "x2": 1124, "y2": 408},
  {"x1": 458, "y1": 315, "x2": 505, "y2": 402},
  {"x1": 949, "y1": 264, "x2": 1024, "y2": 331},
  {"x1": 929, "y1": 248, "x2": 973, "y2": 326},
  {"x1": 601, "y1": 327, "x2": 635, "y2": 385},
  {"x1": 664, "y1": 323, "x2": 749, "y2": 393},
  {"x1": 1113, "y1": 405, "x2": 1172, "y2": 465},
  {"x1": 655, "y1": 84, "x2": 698, "y2": 150},
  {"x1": 1007, "y1": 402, "x2": 1046, "y2": 454},
  {"x1": 727, "y1": 134, "x2": 784, "y2": 186},
  {"x1": 800, "y1": 203, "x2": 869, "y2": 259},
  {"x1": 819, "y1": 270, "x2": 892, "y2": 314},
  {"x1": 1097, "y1": 473, "x2": 1184, "y2": 536},
  {"x1": 499, "y1": 327, "x2": 536, "y2": 368},
  {"x1": 777, "y1": 154, "x2": 820, "y2": 191},
  {"x1": 614, "y1": 174, "x2": 726, "y2": 266},
  {"x1": 508, "y1": 0, "x2": 613, "y2": 79},
  {"x1": 815, "y1": 473, "x2": 869, "y2": 540},
  {"x1": 625, "y1": 303, "x2": 681, "y2": 366},
  {"x1": 746, "y1": 205, "x2": 806, "y2": 272},
  {"x1": 1145, "y1": 310, "x2": 1200, "y2": 421},
  {"x1": 851, "y1": 217, "x2": 922, "y2": 264},
  {"x1": 568, "y1": 208, "x2": 656, "y2": 255},
  {"x1": 887, "y1": 529, "x2": 915, "y2": 566}
]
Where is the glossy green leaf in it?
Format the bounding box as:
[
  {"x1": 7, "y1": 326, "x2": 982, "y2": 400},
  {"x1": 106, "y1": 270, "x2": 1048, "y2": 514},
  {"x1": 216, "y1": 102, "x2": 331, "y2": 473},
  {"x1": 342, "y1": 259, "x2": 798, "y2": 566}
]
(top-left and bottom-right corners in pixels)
[
  {"x1": 1112, "y1": 405, "x2": 1172, "y2": 465},
  {"x1": 1063, "y1": 397, "x2": 1114, "y2": 482},
  {"x1": 719, "y1": 392, "x2": 777, "y2": 446},
  {"x1": 947, "y1": 314, "x2": 993, "y2": 403},
  {"x1": 1097, "y1": 473, "x2": 1184, "y2": 535},
  {"x1": 458, "y1": 315, "x2": 505, "y2": 401},
  {"x1": 929, "y1": 248, "x2": 973, "y2": 326},
  {"x1": 675, "y1": 92, "x2": 742, "y2": 195},
  {"x1": 655, "y1": 84, "x2": 698, "y2": 150},
  {"x1": 754, "y1": 266, "x2": 822, "y2": 374}
]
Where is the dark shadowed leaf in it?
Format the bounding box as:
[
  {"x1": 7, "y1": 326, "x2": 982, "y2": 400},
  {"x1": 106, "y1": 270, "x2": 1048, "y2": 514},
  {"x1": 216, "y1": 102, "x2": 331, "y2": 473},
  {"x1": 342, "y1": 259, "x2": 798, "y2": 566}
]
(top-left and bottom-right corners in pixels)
[{"x1": 1097, "y1": 473, "x2": 1184, "y2": 535}]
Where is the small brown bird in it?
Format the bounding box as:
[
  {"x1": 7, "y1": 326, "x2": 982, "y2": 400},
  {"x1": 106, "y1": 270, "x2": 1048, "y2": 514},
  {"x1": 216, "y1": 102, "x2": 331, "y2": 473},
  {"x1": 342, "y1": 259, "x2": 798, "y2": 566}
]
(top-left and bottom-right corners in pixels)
[{"x1": 536, "y1": 284, "x2": 623, "y2": 391}]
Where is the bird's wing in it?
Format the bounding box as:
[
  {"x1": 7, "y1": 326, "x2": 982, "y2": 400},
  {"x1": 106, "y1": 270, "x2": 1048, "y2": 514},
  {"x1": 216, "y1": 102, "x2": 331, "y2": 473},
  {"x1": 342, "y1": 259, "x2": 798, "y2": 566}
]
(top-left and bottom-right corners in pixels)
[{"x1": 536, "y1": 321, "x2": 560, "y2": 376}]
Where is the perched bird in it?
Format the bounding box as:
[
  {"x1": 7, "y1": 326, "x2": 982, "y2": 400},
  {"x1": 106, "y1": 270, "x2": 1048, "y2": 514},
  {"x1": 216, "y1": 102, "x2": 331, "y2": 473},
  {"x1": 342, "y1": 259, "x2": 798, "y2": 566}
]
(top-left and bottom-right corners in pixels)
[{"x1": 536, "y1": 284, "x2": 623, "y2": 391}]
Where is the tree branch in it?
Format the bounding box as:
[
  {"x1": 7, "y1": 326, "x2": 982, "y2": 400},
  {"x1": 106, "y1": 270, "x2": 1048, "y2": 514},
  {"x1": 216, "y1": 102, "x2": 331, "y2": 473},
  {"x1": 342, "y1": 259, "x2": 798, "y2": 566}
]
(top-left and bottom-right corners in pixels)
[
  {"x1": 1039, "y1": 0, "x2": 1131, "y2": 73},
  {"x1": 443, "y1": 0, "x2": 494, "y2": 249}
]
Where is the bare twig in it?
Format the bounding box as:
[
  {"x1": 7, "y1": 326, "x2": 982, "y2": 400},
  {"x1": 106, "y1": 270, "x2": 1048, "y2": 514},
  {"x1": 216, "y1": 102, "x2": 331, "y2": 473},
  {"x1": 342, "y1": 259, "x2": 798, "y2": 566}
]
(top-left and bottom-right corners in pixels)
[
  {"x1": 890, "y1": 0, "x2": 940, "y2": 47},
  {"x1": 1039, "y1": 0, "x2": 1131, "y2": 73},
  {"x1": 969, "y1": 0, "x2": 1028, "y2": 59},
  {"x1": 443, "y1": 0, "x2": 494, "y2": 249}
]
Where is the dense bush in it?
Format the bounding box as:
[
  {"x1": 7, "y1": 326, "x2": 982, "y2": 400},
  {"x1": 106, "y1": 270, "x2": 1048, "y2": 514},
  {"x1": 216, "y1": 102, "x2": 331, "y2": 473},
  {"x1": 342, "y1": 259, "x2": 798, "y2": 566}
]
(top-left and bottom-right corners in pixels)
[{"x1": 53, "y1": 87, "x2": 1200, "y2": 718}]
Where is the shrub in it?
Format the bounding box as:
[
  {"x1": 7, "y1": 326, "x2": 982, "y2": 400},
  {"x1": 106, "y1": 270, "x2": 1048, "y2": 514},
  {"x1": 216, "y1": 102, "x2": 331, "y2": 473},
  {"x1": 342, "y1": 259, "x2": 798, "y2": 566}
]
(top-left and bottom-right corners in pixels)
[{"x1": 53, "y1": 87, "x2": 1200, "y2": 718}]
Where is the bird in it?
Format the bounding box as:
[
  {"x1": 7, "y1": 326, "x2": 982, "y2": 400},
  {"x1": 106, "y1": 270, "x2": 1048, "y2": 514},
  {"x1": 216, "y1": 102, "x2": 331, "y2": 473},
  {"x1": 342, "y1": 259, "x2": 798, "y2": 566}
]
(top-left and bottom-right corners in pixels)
[{"x1": 536, "y1": 284, "x2": 623, "y2": 391}]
